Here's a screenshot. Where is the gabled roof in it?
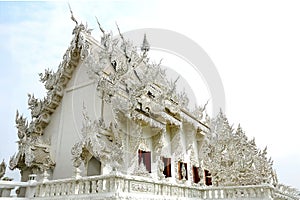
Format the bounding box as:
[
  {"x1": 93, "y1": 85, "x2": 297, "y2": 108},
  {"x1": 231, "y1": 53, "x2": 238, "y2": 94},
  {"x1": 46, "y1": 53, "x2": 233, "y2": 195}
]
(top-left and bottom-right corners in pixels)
[
  {"x1": 10, "y1": 20, "x2": 209, "y2": 171},
  {"x1": 10, "y1": 23, "x2": 92, "y2": 171}
]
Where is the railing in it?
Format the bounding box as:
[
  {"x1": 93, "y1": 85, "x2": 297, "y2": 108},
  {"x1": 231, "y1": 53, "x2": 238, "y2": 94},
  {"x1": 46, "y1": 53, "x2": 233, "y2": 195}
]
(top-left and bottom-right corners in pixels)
[
  {"x1": 0, "y1": 180, "x2": 29, "y2": 198},
  {"x1": 274, "y1": 185, "x2": 300, "y2": 200},
  {"x1": 33, "y1": 173, "x2": 275, "y2": 200},
  {"x1": 0, "y1": 175, "x2": 36, "y2": 198},
  {"x1": 1, "y1": 173, "x2": 299, "y2": 200},
  {"x1": 199, "y1": 185, "x2": 274, "y2": 199}
]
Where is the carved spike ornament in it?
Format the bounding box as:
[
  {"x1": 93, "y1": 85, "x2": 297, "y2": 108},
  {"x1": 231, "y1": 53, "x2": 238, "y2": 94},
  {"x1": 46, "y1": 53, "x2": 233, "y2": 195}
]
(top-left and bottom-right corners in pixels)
[{"x1": 199, "y1": 111, "x2": 278, "y2": 186}]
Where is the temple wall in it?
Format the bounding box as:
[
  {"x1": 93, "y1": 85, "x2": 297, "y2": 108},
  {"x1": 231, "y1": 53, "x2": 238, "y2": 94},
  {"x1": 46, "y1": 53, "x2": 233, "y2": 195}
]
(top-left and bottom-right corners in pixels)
[{"x1": 43, "y1": 60, "x2": 111, "y2": 179}]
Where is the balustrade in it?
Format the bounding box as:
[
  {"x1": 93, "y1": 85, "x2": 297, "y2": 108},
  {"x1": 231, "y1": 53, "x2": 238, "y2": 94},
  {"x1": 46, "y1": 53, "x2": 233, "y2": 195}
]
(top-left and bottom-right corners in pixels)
[
  {"x1": 1, "y1": 174, "x2": 299, "y2": 199},
  {"x1": 32, "y1": 174, "x2": 277, "y2": 199}
]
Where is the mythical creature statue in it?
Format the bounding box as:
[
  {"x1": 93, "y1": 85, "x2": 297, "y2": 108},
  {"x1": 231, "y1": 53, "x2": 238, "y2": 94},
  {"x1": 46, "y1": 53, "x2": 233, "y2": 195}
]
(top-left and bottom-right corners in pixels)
[
  {"x1": 39, "y1": 69, "x2": 56, "y2": 91},
  {"x1": 157, "y1": 158, "x2": 165, "y2": 180},
  {"x1": 0, "y1": 160, "x2": 6, "y2": 179},
  {"x1": 15, "y1": 110, "x2": 28, "y2": 141},
  {"x1": 27, "y1": 94, "x2": 43, "y2": 118}
]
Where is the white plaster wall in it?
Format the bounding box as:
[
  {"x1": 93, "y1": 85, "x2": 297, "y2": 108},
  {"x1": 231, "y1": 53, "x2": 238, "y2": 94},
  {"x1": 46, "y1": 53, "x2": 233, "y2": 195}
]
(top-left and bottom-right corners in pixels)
[{"x1": 43, "y1": 59, "x2": 106, "y2": 179}]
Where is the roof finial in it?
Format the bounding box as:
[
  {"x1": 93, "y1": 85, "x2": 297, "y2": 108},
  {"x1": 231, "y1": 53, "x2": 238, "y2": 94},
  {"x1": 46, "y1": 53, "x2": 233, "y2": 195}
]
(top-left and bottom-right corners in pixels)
[
  {"x1": 95, "y1": 16, "x2": 105, "y2": 35},
  {"x1": 68, "y1": 3, "x2": 78, "y2": 25},
  {"x1": 141, "y1": 34, "x2": 150, "y2": 53},
  {"x1": 116, "y1": 22, "x2": 129, "y2": 58}
]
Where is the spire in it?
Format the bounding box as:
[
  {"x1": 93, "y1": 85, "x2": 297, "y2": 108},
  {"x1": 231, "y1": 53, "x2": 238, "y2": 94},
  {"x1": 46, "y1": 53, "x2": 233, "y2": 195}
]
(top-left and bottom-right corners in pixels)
[
  {"x1": 68, "y1": 3, "x2": 78, "y2": 26},
  {"x1": 141, "y1": 34, "x2": 150, "y2": 53}
]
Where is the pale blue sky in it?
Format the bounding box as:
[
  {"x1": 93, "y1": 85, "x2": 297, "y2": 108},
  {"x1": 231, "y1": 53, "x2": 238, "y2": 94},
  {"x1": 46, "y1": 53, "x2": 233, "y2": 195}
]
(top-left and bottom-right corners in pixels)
[{"x1": 1, "y1": 1, "x2": 300, "y2": 189}]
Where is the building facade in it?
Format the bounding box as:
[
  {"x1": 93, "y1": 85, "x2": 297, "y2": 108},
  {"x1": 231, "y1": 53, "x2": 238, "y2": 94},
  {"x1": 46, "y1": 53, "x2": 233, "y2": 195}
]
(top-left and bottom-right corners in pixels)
[{"x1": 2, "y1": 18, "x2": 299, "y2": 200}]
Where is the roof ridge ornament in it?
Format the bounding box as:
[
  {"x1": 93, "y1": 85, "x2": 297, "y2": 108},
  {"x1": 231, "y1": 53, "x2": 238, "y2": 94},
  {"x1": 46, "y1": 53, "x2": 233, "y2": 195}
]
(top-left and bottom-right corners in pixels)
[
  {"x1": 116, "y1": 22, "x2": 130, "y2": 60},
  {"x1": 68, "y1": 3, "x2": 78, "y2": 26},
  {"x1": 95, "y1": 16, "x2": 105, "y2": 35}
]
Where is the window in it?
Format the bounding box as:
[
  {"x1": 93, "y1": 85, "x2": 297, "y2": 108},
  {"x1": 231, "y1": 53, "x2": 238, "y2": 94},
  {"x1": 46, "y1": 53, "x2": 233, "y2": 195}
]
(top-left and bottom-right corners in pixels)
[
  {"x1": 87, "y1": 157, "x2": 101, "y2": 176},
  {"x1": 204, "y1": 169, "x2": 212, "y2": 186},
  {"x1": 178, "y1": 161, "x2": 188, "y2": 180},
  {"x1": 193, "y1": 166, "x2": 200, "y2": 183},
  {"x1": 162, "y1": 157, "x2": 172, "y2": 178},
  {"x1": 138, "y1": 150, "x2": 151, "y2": 172}
]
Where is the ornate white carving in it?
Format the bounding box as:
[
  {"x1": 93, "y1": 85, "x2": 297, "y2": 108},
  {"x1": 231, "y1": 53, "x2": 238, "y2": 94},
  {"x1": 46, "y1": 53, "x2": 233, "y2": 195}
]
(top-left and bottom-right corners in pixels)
[
  {"x1": 199, "y1": 111, "x2": 277, "y2": 186},
  {"x1": 11, "y1": 22, "x2": 92, "y2": 172},
  {"x1": 71, "y1": 106, "x2": 123, "y2": 172},
  {"x1": 157, "y1": 158, "x2": 165, "y2": 180},
  {"x1": 0, "y1": 160, "x2": 6, "y2": 179},
  {"x1": 170, "y1": 124, "x2": 183, "y2": 161},
  {"x1": 133, "y1": 157, "x2": 150, "y2": 177},
  {"x1": 130, "y1": 181, "x2": 153, "y2": 193},
  {"x1": 10, "y1": 111, "x2": 54, "y2": 172},
  {"x1": 275, "y1": 184, "x2": 300, "y2": 198},
  {"x1": 84, "y1": 25, "x2": 209, "y2": 136}
]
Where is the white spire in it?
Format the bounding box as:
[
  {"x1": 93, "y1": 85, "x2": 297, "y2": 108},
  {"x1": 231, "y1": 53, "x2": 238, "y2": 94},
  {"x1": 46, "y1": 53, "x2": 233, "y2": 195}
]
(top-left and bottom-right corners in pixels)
[{"x1": 141, "y1": 33, "x2": 150, "y2": 52}]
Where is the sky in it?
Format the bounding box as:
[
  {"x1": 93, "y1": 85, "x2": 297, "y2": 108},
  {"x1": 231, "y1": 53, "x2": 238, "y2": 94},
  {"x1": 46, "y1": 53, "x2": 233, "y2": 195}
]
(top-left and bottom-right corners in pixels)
[{"x1": 0, "y1": 0, "x2": 300, "y2": 189}]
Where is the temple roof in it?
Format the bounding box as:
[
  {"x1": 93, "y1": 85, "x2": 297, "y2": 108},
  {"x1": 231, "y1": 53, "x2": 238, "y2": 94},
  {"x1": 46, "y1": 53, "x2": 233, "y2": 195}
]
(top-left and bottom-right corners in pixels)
[{"x1": 10, "y1": 21, "x2": 209, "y2": 171}]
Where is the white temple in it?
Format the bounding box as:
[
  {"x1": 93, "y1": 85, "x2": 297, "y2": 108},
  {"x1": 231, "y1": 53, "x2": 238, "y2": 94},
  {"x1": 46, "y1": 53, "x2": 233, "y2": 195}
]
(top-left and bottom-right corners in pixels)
[{"x1": 0, "y1": 15, "x2": 299, "y2": 200}]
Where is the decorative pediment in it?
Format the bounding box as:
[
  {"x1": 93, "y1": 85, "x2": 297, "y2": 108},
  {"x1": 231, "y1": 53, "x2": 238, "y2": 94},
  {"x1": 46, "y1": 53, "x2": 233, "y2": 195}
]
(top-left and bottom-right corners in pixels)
[
  {"x1": 71, "y1": 107, "x2": 123, "y2": 172},
  {"x1": 10, "y1": 22, "x2": 94, "y2": 172}
]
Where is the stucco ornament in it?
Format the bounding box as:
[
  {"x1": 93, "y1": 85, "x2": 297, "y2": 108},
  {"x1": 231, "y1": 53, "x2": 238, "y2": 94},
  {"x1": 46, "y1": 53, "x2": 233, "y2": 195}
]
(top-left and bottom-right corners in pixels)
[
  {"x1": 10, "y1": 111, "x2": 55, "y2": 172},
  {"x1": 71, "y1": 106, "x2": 123, "y2": 171},
  {"x1": 81, "y1": 23, "x2": 212, "y2": 181},
  {"x1": 10, "y1": 22, "x2": 92, "y2": 173},
  {"x1": 85, "y1": 25, "x2": 201, "y2": 127},
  {"x1": 199, "y1": 111, "x2": 277, "y2": 186},
  {"x1": 0, "y1": 160, "x2": 6, "y2": 179}
]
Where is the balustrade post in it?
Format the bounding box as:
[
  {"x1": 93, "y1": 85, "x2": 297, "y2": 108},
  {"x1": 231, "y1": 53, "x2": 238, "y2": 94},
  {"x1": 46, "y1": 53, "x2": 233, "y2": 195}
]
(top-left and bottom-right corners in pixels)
[
  {"x1": 91, "y1": 180, "x2": 97, "y2": 193},
  {"x1": 66, "y1": 182, "x2": 71, "y2": 195},
  {"x1": 70, "y1": 181, "x2": 76, "y2": 195},
  {"x1": 0, "y1": 186, "x2": 14, "y2": 197},
  {"x1": 97, "y1": 180, "x2": 103, "y2": 192},
  {"x1": 61, "y1": 183, "x2": 66, "y2": 195},
  {"x1": 248, "y1": 188, "x2": 255, "y2": 197},
  {"x1": 84, "y1": 180, "x2": 90, "y2": 194},
  {"x1": 74, "y1": 181, "x2": 79, "y2": 194},
  {"x1": 203, "y1": 190, "x2": 209, "y2": 199},
  {"x1": 256, "y1": 187, "x2": 262, "y2": 198},
  {"x1": 243, "y1": 188, "x2": 249, "y2": 198},
  {"x1": 73, "y1": 167, "x2": 81, "y2": 179},
  {"x1": 211, "y1": 189, "x2": 216, "y2": 199},
  {"x1": 217, "y1": 189, "x2": 222, "y2": 198},
  {"x1": 41, "y1": 170, "x2": 49, "y2": 183},
  {"x1": 116, "y1": 178, "x2": 123, "y2": 194},
  {"x1": 44, "y1": 184, "x2": 50, "y2": 197},
  {"x1": 25, "y1": 174, "x2": 37, "y2": 198},
  {"x1": 57, "y1": 183, "x2": 62, "y2": 196},
  {"x1": 124, "y1": 180, "x2": 128, "y2": 193},
  {"x1": 264, "y1": 187, "x2": 272, "y2": 198},
  {"x1": 222, "y1": 188, "x2": 227, "y2": 198},
  {"x1": 105, "y1": 179, "x2": 110, "y2": 192},
  {"x1": 49, "y1": 184, "x2": 54, "y2": 196},
  {"x1": 78, "y1": 181, "x2": 84, "y2": 194}
]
